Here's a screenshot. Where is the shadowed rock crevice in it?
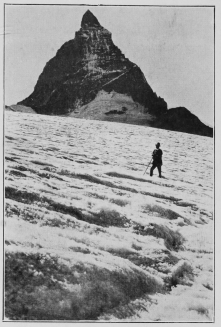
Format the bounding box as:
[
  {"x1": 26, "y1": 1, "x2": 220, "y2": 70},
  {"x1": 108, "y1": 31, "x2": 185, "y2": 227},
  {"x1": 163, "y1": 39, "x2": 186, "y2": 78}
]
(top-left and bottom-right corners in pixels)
[{"x1": 105, "y1": 107, "x2": 128, "y2": 115}]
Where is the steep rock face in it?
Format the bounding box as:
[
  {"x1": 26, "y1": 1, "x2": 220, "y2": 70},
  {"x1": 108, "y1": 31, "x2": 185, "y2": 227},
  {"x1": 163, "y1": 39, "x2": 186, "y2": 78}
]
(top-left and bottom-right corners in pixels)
[
  {"x1": 18, "y1": 10, "x2": 167, "y2": 116},
  {"x1": 153, "y1": 107, "x2": 213, "y2": 137}
]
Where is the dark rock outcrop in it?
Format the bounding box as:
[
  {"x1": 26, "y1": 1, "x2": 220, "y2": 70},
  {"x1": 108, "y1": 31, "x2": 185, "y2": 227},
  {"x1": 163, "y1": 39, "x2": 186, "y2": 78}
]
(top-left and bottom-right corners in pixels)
[
  {"x1": 18, "y1": 10, "x2": 167, "y2": 117},
  {"x1": 152, "y1": 107, "x2": 213, "y2": 137}
]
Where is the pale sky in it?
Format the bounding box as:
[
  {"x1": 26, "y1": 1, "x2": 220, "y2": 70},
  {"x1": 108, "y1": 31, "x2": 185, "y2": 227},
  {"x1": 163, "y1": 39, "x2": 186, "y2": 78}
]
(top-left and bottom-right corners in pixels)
[{"x1": 5, "y1": 5, "x2": 214, "y2": 126}]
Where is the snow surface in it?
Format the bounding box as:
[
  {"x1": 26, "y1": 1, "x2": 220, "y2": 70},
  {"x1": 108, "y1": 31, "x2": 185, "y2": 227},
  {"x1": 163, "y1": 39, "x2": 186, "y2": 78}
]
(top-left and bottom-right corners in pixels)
[
  {"x1": 68, "y1": 90, "x2": 154, "y2": 124},
  {"x1": 5, "y1": 111, "x2": 213, "y2": 321}
]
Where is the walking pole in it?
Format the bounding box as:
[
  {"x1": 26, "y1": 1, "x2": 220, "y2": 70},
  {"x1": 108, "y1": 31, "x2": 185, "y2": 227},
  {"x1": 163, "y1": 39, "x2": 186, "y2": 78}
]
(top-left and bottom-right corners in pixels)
[{"x1": 143, "y1": 158, "x2": 152, "y2": 175}]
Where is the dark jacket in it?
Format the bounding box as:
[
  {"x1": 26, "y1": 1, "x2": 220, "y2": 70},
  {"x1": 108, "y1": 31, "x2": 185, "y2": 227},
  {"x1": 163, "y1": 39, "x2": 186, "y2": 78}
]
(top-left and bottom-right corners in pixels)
[{"x1": 152, "y1": 148, "x2": 163, "y2": 165}]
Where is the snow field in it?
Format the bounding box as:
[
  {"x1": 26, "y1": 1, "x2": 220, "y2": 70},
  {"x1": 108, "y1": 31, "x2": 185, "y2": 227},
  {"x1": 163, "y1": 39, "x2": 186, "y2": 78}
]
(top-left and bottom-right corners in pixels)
[{"x1": 5, "y1": 111, "x2": 213, "y2": 321}]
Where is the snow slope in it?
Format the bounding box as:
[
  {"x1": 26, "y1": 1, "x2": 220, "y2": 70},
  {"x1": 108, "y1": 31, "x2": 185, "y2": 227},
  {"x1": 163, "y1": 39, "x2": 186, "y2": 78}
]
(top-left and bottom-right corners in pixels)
[
  {"x1": 4, "y1": 111, "x2": 213, "y2": 321},
  {"x1": 67, "y1": 90, "x2": 155, "y2": 125}
]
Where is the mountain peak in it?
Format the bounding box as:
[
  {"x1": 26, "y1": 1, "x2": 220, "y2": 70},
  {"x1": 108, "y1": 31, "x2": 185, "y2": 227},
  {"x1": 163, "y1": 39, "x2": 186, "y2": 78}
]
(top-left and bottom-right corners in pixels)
[
  {"x1": 81, "y1": 10, "x2": 101, "y2": 28},
  {"x1": 18, "y1": 8, "x2": 168, "y2": 124}
]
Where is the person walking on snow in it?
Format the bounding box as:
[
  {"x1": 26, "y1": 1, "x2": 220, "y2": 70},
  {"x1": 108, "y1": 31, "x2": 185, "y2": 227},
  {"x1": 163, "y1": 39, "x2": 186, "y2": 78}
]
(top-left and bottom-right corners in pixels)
[{"x1": 150, "y1": 142, "x2": 163, "y2": 178}]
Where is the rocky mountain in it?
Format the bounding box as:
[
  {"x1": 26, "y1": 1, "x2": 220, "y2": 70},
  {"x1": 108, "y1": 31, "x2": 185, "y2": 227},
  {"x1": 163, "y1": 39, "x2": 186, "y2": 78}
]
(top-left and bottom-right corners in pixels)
[
  {"x1": 153, "y1": 107, "x2": 213, "y2": 137},
  {"x1": 18, "y1": 10, "x2": 166, "y2": 117},
  {"x1": 17, "y1": 10, "x2": 213, "y2": 137}
]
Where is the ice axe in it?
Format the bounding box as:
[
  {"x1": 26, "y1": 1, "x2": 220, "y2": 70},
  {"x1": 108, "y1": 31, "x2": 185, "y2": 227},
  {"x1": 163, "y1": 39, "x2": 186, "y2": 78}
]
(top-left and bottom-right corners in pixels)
[{"x1": 143, "y1": 158, "x2": 152, "y2": 175}]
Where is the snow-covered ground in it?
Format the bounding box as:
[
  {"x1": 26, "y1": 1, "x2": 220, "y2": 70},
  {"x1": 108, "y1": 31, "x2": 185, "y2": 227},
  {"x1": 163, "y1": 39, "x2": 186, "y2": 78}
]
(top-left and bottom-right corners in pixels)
[{"x1": 4, "y1": 111, "x2": 213, "y2": 321}]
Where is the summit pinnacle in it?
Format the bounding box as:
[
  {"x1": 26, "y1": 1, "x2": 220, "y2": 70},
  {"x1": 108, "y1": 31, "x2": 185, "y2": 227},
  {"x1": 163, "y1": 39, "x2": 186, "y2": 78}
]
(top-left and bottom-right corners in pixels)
[{"x1": 81, "y1": 10, "x2": 101, "y2": 28}]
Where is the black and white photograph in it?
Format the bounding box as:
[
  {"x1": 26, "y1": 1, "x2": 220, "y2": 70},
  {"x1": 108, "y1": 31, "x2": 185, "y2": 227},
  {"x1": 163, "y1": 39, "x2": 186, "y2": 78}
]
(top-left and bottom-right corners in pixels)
[{"x1": 3, "y1": 1, "x2": 216, "y2": 322}]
